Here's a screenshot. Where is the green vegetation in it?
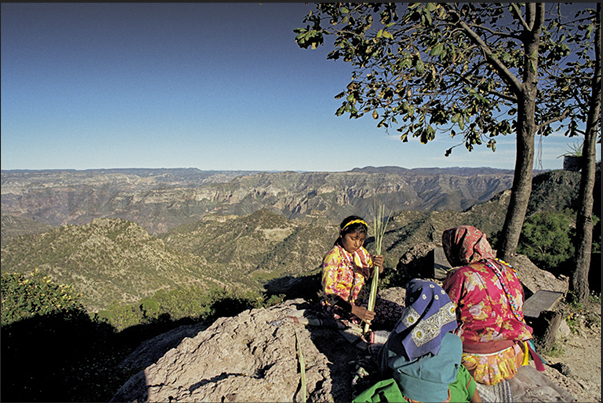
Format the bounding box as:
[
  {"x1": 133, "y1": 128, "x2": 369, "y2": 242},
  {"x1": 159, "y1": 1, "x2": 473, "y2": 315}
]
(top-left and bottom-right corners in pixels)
[
  {"x1": 517, "y1": 211, "x2": 576, "y2": 274},
  {"x1": 562, "y1": 290, "x2": 601, "y2": 335},
  {"x1": 2, "y1": 272, "x2": 134, "y2": 402},
  {"x1": 365, "y1": 204, "x2": 389, "y2": 332},
  {"x1": 97, "y1": 286, "x2": 265, "y2": 331},
  {"x1": 544, "y1": 341, "x2": 565, "y2": 357},
  {"x1": 1, "y1": 214, "x2": 53, "y2": 247},
  {"x1": 0, "y1": 218, "x2": 230, "y2": 311},
  {"x1": 1, "y1": 269, "x2": 83, "y2": 326},
  {"x1": 295, "y1": 328, "x2": 307, "y2": 403},
  {"x1": 558, "y1": 140, "x2": 584, "y2": 158},
  {"x1": 517, "y1": 210, "x2": 601, "y2": 275}
]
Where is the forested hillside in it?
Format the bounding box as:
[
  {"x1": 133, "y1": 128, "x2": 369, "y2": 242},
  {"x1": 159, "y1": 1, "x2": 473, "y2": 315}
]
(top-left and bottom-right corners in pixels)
[{"x1": 3, "y1": 166, "x2": 599, "y2": 318}]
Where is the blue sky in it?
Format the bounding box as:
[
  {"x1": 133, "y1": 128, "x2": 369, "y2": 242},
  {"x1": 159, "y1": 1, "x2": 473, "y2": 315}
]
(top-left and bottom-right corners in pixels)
[{"x1": 1, "y1": 3, "x2": 599, "y2": 172}]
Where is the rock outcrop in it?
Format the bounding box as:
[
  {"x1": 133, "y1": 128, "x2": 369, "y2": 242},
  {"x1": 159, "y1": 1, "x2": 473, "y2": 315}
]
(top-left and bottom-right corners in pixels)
[
  {"x1": 508, "y1": 254, "x2": 569, "y2": 296},
  {"x1": 112, "y1": 291, "x2": 578, "y2": 403},
  {"x1": 111, "y1": 299, "x2": 362, "y2": 402}
]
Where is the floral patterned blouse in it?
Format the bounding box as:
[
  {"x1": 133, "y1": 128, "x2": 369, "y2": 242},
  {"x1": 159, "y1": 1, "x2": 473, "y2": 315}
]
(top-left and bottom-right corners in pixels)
[
  {"x1": 322, "y1": 244, "x2": 373, "y2": 306},
  {"x1": 443, "y1": 259, "x2": 533, "y2": 346}
]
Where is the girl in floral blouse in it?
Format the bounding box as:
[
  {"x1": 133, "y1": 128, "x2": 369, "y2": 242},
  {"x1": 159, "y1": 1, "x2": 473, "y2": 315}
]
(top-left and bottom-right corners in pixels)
[
  {"x1": 322, "y1": 215, "x2": 402, "y2": 332},
  {"x1": 442, "y1": 226, "x2": 537, "y2": 387}
]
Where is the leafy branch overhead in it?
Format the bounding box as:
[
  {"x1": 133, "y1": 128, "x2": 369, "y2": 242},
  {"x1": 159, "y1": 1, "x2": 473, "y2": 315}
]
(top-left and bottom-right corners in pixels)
[{"x1": 294, "y1": 3, "x2": 598, "y2": 156}]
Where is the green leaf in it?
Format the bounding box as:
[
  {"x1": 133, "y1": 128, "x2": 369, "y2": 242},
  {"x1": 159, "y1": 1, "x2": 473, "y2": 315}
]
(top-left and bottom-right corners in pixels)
[
  {"x1": 415, "y1": 59, "x2": 424, "y2": 74},
  {"x1": 430, "y1": 43, "x2": 444, "y2": 56},
  {"x1": 420, "y1": 129, "x2": 429, "y2": 144},
  {"x1": 294, "y1": 329, "x2": 307, "y2": 403},
  {"x1": 424, "y1": 10, "x2": 433, "y2": 25}
]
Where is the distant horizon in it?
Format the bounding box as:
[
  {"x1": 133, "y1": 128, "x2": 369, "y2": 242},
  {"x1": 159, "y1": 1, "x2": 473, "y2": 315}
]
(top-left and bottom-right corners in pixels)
[{"x1": 1, "y1": 164, "x2": 543, "y2": 174}]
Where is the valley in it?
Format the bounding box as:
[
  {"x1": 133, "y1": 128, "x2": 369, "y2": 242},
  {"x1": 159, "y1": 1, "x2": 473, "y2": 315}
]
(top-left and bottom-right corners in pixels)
[
  {"x1": 1, "y1": 167, "x2": 517, "y2": 235},
  {"x1": 1, "y1": 165, "x2": 600, "y2": 403},
  {"x1": 2, "y1": 166, "x2": 596, "y2": 316}
]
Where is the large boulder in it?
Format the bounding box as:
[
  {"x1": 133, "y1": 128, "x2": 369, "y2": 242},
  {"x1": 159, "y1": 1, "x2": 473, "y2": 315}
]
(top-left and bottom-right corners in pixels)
[
  {"x1": 117, "y1": 323, "x2": 208, "y2": 371},
  {"x1": 507, "y1": 254, "x2": 569, "y2": 297},
  {"x1": 111, "y1": 288, "x2": 578, "y2": 403},
  {"x1": 111, "y1": 299, "x2": 362, "y2": 402}
]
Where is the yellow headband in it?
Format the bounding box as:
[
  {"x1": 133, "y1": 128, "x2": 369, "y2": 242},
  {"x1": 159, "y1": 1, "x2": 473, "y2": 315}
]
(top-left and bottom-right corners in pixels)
[{"x1": 342, "y1": 219, "x2": 368, "y2": 231}]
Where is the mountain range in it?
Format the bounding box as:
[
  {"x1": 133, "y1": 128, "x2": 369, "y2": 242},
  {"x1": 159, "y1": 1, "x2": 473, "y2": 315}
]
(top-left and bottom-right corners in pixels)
[
  {"x1": 1, "y1": 166, "x2": 519, "y2": 236},
  {"x1": 3, "y1": 165, "x2": 599, "y2": 314}
]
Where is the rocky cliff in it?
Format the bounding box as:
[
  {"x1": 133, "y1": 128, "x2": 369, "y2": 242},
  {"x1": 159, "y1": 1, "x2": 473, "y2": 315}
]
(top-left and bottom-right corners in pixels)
[{"x1": 1, "y1": 167, "x2": 516, "y2": 235}]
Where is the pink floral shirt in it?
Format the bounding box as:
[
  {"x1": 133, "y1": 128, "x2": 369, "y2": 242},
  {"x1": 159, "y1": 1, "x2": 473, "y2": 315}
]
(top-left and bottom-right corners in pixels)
[
  {"x1": 443, "y1": 260, "x2": 533, "y2": 345},
  {"x1": 322, "y1": 244, "x2": 373, "y2": 306}
]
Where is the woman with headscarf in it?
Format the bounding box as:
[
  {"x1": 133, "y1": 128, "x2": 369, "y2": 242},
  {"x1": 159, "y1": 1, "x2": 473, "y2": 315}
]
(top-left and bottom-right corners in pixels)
[
  {"x1": 354, "y1": 279, "x2": 481, "y2": 403},
  {"x1": 441, "y1": 225, "x2": 536, "y2": 388}
]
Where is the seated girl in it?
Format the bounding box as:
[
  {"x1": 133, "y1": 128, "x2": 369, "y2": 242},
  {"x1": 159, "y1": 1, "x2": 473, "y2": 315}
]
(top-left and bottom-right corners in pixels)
[{"x1": 321, "y1": 215, "x2": 402, "y2": 339}]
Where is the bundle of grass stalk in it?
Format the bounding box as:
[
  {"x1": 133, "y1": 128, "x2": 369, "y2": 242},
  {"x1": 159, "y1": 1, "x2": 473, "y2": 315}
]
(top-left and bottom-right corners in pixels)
[
  {"x1": 364, "y1": 204, "x2": 390, "y2": 333},
  {"x1": 295, "y1": 329, "x2": 306, "y2": 402}
]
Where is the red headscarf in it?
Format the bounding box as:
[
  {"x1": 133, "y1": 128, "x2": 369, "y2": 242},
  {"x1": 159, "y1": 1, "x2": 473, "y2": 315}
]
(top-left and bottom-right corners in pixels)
[{"x1": 442, "y1": 226, "x2": 495, "y2": 267}]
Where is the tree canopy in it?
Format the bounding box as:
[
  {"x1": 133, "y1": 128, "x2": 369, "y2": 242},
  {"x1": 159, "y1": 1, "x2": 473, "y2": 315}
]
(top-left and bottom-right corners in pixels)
[{"x1": 295, "y1": 3, "x2": 599, "y2": 260}]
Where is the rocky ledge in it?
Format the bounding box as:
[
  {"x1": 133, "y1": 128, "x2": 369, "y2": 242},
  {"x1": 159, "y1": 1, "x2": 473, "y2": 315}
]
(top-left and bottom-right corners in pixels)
[{"x1": 111, "y1": 292, "x2": 581, "y2": 403}]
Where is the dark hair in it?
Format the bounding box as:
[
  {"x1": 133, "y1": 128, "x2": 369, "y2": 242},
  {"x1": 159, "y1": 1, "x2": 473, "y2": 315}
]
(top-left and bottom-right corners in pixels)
[{"x1": 337, "y1": 215, "x2": 368, "y2": 243}]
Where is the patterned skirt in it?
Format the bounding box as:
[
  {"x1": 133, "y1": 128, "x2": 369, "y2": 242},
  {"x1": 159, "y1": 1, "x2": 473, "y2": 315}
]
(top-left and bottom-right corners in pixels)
[{"x1": 461, "y1": 342, "x2": 525, "y2": 385}]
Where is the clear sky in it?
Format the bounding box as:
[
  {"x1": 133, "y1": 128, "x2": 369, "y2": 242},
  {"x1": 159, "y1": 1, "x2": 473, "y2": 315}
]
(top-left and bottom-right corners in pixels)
[{"x1": 1, "y1": 3, "x2": 598, "y2": 172}]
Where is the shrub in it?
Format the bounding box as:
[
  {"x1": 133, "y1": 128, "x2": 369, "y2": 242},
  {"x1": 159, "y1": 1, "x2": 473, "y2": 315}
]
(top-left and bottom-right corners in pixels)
[
  {"x1": 1, "y1": 270, "x2": 131, "y2": 402},
  {"x1": 517, "y1": 211, "x2": 575, "y2": 273},
  {"x1": 96, "y1": 285, "x2": 264, "y2": 331},
  {"x1": 1, "y1": 269, "x2": 83, "y2": 326}
]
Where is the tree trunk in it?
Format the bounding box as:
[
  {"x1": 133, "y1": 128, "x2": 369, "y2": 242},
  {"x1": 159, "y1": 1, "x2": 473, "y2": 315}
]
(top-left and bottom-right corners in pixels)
[
  {"x1": 498, "y1": 98, "x2": 536, "y2": 262},
  {"x1": 569, "y1": 3, "x2": 601, "y2": 305},
  {"x1": 498, "y1": 4, "x2": 543, "y2": 262}
]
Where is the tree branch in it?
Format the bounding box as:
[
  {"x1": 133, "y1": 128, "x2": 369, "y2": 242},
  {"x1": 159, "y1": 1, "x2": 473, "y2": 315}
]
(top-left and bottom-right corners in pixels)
[
  {"x1": 450, "y1": 10, "x2": 523, "y2": 95},
  {"x1": 538, "y1": 109, "x2": 571, "y2": 129},
  {"x1": 487, "y1": 89, "x2": 518, "y2": 103},
  {"x1": 511, "y1": 4, "x2": 531, "y2": 31},
  {"x1": 468, "y1": 23, "x2": 522, "y2": 40}
]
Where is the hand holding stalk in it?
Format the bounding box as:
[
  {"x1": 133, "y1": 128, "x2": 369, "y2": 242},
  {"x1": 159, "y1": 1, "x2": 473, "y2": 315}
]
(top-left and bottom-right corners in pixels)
[{"x1": 364, "y1": 204, "x2": 389, "y2": 333}]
